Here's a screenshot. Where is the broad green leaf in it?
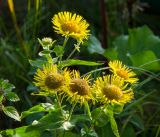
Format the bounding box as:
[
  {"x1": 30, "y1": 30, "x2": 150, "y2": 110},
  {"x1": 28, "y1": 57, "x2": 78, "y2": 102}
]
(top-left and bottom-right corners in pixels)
[
  {"x1": 2, "y1": 106, "x2": 21, "y2": 121},
  {"x1": 103, "y1": 48, "x2": 118, "y2": 60},
  {"x1": 1, "y1": 126, "x2": 40, "y2": 137},
  {"x1": 130, "y1": 50, "x2": 160, "y2": 70},
  {"x1": 26, "y1": 110, "x2": 63, "y2": 132},
  {"x1": 53, "y1": 45, "x2": 64, "y2": 57},
  {"x1": 5, "y1": 92, "x2": 20, "y2": 102},
  {"x1": 84, "y1": 35, "x2": 105, "y2": 55},
  {"x1": 21, "y1": 103, "x2": 55, "y2": 119},
  {"x1": 61, "y1": 59, "x2": 103, "y2": 68},
  {"x1": 112, "y1": 104, "x2": 124, "y2": 114},
  {"x1": 127, "y1": 26, "x2": 160, "y2": 54},
  {"x1": 29, "y1": 59, "x2": 47, "y2": 68},
  {"x1": 64, "y1": 132, "x2": 81, "y2": 137}
]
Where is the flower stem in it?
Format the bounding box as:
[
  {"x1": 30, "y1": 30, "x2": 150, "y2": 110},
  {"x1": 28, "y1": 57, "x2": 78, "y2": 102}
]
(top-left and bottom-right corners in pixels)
[
  {"x1": 84, "y1": 101, "x2": 92, "y2": 120},
  {"x1": 81, "y1": 67, "x2": 109, "y2": 77},
  {"x1": 68, "y1": 103, "x2": 76, "y2": 120},
  {"x1": 66, "y1": 47, "x2": 77, "y2": 60},
  {"x1": 55, "y1": 93, "x2": 64, "y2": 117},
  {"x1": 67, "y1": 42, "x2": 81, "y2": 60}
]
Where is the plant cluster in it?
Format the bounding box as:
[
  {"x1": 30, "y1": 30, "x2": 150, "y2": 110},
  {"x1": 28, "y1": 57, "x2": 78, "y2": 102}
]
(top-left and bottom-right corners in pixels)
[{"x1": 0, "y1": 11, "x2": 140, "y2": 137}]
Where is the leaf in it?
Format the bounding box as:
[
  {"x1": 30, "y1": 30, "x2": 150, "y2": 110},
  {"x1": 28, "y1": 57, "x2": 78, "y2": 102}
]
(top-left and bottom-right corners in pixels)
[
  {"x1": 130, "y1": 115, "x2": 144, "y2": 130},
  {"x1": 5, "y1": 92, "x2": 20, "y2": 102},
  {"x1": 103, "y1": 48, "x2": 118, "y2": 60},
  {"x1": 26, "y1": 110, "x2": 63, "y2": 132},
  {"x1": 91, "y1": 107, "x2": 109, "y2": 127},
  {"x1": 61, "y1": 59, "x2": 103, "y2": 68},
  {"x1": 53, "y1": 45, "x2": 64, "y2": 57},
  {"x1": 104, "y1": 106, "x2": 120, "y2": 137},
  {"x1": 130, "y1": 50, "x2": 160, "y2": 70},
  {"x1": 84, "y1": 35, "x2": 105, "y2": 55},
  {"x1": 38, "y1": 50, "x2": 52, "y2": 56},
  {"x1": 1, "y1": 126, "x2": 40, "y2": 137},
  {"x1": 2, "y1": 106, "x2": 21, "y2": 121},
  {"x1": 21, "y1": 103, "x2": 55, "y2": 119},
  {"x1": 29, "y1": 59, "x2": 47, "y2": 68},
  {"x1": 0, "y1": 79, "x2": 15, "y2": 93},
  {"x1": 121, "y1": 124, "x2": 136, "y2": 137},
  {"x1": 104, "y1": 26, "x2": 160, "y2": 70}
]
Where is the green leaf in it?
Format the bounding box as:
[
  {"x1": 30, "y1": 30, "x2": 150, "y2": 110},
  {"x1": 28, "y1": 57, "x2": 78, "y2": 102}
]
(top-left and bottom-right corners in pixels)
[
  {"x1": 130, "y1": 50, "x2": 160, "y2": 70},
  {"x1": 104, "y1": 106, "x2": 120, "y2": 137},
  {"x1": 112, "y1": 104, "x2": 124, "y2": 114},
  {"x1": 130, "y1": 114, "x2": 144, "y2": 130},
  {"x1": 0, "y1": 79, "x2": 15, "y2": 93},
  {"x1": 105, "y1": 26, "x2": 160, "y2": 70},
  {"x1": 38, "y1": 50, "x2": 52, "y2": 56},
  {"x1": 84, "y1": 35, "x2": 105, "y2": 55},
  {"x1": 121, "y1": 124, "x2": 136, "y2": 137},
  {"x1": 26, "y1": 110, "x2": 63, "y2": 132},
  {"x1": 91, "y1": 107, "x2": 109, "y2": 127},
  {"x1": 29, "y1": 59, "x2": 47, "y2": 68},
  {"x1": 53, "y1": 45, "x2": 64, "y2": 57},
  {"x1": 103, "y1": 48, "x2": 118, "y2": 60},
  {"x1": 1, "y1": 126, "x2": 40, "y2": 137},
  {"x1": 5, "y1": 92, "x2": 20, "y2": 102},
  {"x1": 61, "y1": 59, "x2": 103, "y2": 68},
  {"x1": 2, "y1": 106, "x2": 21, "y2": 121},
  {"x1": 21, "y1": 103, "x2": 55, "y2": 119}
]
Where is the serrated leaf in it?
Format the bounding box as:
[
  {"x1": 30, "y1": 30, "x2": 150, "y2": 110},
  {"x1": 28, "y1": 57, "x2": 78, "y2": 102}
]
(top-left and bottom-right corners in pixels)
[
  {"x1": 2, "y1": 106, "x2": 21, "y2": 121},
  {"x1": 61, "y1": 59, "x2": 103, "y2": 68},
  {"x1": 5, "y1": 92, "x2": 20, "y2": 102}
]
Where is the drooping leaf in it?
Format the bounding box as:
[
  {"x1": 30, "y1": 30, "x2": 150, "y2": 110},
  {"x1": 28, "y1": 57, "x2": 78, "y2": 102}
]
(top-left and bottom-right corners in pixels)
[
  {"x1": 29, "y1": 58, "x2": 47, "y2": 68},
  {"x1": 21, "y1": 103, "x2": 55, "y2": 119},
  {"x1": 61, "y1": 59, "x2": 103, "y2": 68},
  {"x1": 2, "y1": 106, "x2": 21, "y2": 121}
]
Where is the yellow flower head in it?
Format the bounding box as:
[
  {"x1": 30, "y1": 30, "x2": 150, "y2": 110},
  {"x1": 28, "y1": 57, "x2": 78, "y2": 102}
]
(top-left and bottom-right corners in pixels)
[
  {"x1": 34, "y1": 64, "x2": 70, "y2": 94},
  {"x1": 109, "y1": 60, "x2": 138, "y2": 84},
  {"x1": 93, "y1": 75, "x2": 134, "y2": 105},
  {"x1": 52, "y1": 11, "x2": 90, "y2": 43},
  {"x1": 64, "y1": 70, "x2": 94, "y2": 106}
]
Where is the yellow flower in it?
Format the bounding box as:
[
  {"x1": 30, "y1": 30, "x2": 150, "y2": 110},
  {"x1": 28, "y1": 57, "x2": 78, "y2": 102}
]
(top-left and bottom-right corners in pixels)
[
  {"x1": 108, "y1": 60, "x2": 138, "y2": 84},
  {"x1": 52, "y1": 11, "x2": 90, "y2": 43},
  {"x1": 34, "y1": 64, "x2": 70, "y2": 94},
  {"x1": 65, "y1": 70, "x2": 94, "y2": 106},
  {"x1": 93, "y1": 75, "x2": 134, "y2": 105}
]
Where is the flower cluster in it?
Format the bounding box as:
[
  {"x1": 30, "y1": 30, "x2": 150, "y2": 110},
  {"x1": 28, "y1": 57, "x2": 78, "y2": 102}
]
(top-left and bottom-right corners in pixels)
[
  {"x1": 33, "y1": 11, "x2": 138, "y2": 107},
  {"x1": 34, "y1": 60, "x2": 138, "y2": 106}
]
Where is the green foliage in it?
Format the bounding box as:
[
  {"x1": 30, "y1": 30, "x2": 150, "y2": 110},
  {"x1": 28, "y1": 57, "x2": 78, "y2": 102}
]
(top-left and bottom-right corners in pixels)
[{"x1": 104, "y1": 26, "x2": 160, "y2": 71}]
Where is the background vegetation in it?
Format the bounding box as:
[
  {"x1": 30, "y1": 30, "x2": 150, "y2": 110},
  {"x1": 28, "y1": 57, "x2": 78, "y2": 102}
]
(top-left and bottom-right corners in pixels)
[{"x1": 0, "y1": 0, "x2": 160, "y2": 137}]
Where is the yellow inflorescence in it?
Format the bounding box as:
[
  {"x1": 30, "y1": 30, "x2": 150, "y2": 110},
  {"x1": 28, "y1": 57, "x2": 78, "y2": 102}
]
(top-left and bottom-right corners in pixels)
[
  {"x1": 108, "y1": 60, "x2": 138, "y2": 84},
  {"x1": 93, "y1": 75, "x2": 134, "y2": 105},
  {"x1": 34, "y1": 64, "x2": 70, "y2": 94},
  {"x1": 64, "y1": 70, "x2": 94, "y2": 106},
  {"x1": 52, "y1": 11, "x2": 90, "y2": 43}
]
